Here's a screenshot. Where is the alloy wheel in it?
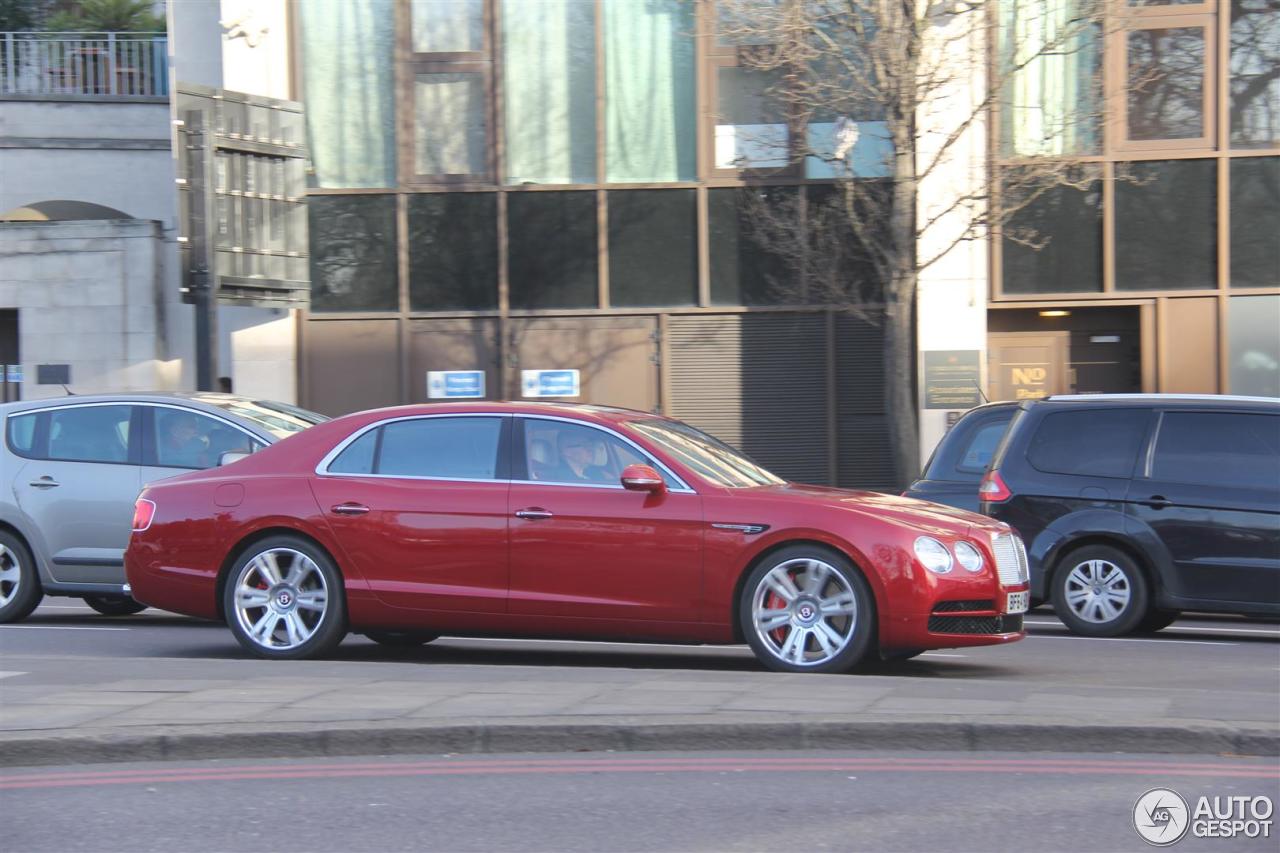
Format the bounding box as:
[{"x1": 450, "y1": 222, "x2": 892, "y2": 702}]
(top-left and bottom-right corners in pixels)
[
  {"x1": 0, "y1": 544, "x2": 20, "y2": 609},
  {"x1": 232, "y1": 548, "x2": 329, "y2": 651},
  {"x1": 750, "y1": 558, "x2": 858, "y2": 667},
  {"x1": 1063, "y1": 558, "x2": 1132, "y2": 624}
]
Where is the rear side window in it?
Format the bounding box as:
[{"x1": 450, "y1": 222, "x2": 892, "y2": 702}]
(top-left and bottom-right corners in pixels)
[
  {"x1": 1152, "y1": 412, "x2": 1280, "y2": 489},
  {"x1": 921, "y1": 411, "x2": 1014, "y2": 481},
  {"x1": 6, "y1": 413, "x2": 36, "y2": 455},
  {"x1": 47, "y1": 405, "x2": 133, "y2": 464},
  {"x1": 375, "y1": 417, "x2": 503, "y2": 479},
  {"x1": 1027, "y1": 409, "x2": 1148, "y2": 478},
  {"x1": 955, "y1": 421, "x2": 1009, "y2": 474},
  {"x1": 328, "y1": 429, "x2": 378, "y2": 475}
]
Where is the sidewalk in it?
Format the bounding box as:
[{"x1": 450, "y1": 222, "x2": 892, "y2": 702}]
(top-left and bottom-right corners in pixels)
[{"x1": 2, "y1": 653, "x2": 1276, "y2": 766}]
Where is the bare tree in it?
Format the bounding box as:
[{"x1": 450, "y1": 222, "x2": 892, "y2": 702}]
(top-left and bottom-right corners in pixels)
[{"x1": 714, "y1": 0, "x2": 1110, "y2": 487}]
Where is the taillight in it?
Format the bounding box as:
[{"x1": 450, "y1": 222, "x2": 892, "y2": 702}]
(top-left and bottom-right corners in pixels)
[
  {"x1": 979, "y1": 471, "x2": 1012, "y2": 503},
  {"x1": 132, "y1": 498, "x2": 156, "y2": 532}
]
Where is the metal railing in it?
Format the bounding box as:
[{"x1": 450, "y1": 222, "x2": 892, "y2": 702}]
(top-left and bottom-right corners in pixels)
[{"x1": 1, "y1": 32, "x2": 168, "y2": 97}]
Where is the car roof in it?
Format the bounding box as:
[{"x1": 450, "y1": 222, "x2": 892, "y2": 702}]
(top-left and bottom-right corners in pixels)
[
  {"x1": 1037, "y1": 393, "x2": 1279, "y2": 409},
  {"x1": 0, "y1": 392, "x2": 277, "y2": 414},
  {"x1": 324, "y1": 400, "x2": 665, "y2": 425}
]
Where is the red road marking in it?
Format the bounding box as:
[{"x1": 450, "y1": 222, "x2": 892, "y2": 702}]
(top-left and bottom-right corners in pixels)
[{"x1": 3, "y1": 755, "x2": 1276, "y2": 790}]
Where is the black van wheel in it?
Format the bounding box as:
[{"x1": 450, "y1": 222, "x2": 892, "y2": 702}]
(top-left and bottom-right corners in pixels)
[{"x1": 1050, "y1": 545, "x2": 1150, "y2": 637}]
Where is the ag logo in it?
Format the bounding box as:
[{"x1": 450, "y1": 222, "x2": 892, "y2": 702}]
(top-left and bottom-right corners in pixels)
[{"x1": 1134, "y1": 788, "x2": 1190, "y2": 846}]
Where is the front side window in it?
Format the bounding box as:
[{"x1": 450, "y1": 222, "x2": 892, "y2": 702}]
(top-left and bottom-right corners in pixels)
[
  {"x1": 1152, "y1": 412, "x2": 1280, "y2": 489},
  {"x1": 1027, "y1": 409, "x2": 1150, "y2": 478},
  {"x1": 627, "y1": 419, "x2": 783, "y2": 488},
  {"x1": 521, "y1": 420, "x2": 654, "y2": 486},
  {"x1": 376, "y1": 416, "x2": 503, "y2": 479},
  {"x1": 154, "y1": 409, "x2": 256, "y2": 470},
  {"x1": 48, "y1": 406, "x2": 132, "y2": 464}
]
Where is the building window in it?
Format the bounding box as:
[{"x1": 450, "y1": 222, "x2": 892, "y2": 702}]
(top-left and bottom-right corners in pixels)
[
  {"x1": 1228, "y1": 295, "x2": 1280, "y2": 397},
  {"x1": 708, "y1": 187, "x2": 797, "y2": 305},
  {"x1": 502, "y1": 0, "x2": 597, "y2": 185},
  {"x1": 714, "y1": 66, "x2": 790, "y2": 170},
  {"x1": 308, "y1": 195, "x2": 399, "y2": 312},
  {"x1": 1126, "y1": 25, "x2": 1208, "y2": 141},
  {"x1": 1230, "y1": 157, "x2": 1280, "y2": 288},
  {"x1": 411, "y1": 0, "x2": 485, "y2": 53},
  {"x1": 603, "y1": 0, "x2": 696, "y2": 183},
  {"x1": 1115, "y1": 160, "x2": 1217, "y2": 290},
  {"x1": 1231, "y1": 0, "x2": 1280, "y2": 148},
  {"x1": 413, "y1": 72, "x2": 489, "y2": 178},
  {"x1": 299, "y1": 0, "x2": 397, "y2": 188},
  {"x1": 607, "y1": 190, "x2": 697, "y2": 307},
  {"x1": 507, "y1": 191, "x2": 598, "y2": 309},
  {"x1": 1002, "y1": 176, "x2": 1104, "y2": 294},
  {"x1": 999, "y1": 0, "x2": 1101, "y2": 157},
  {"x1": 408, "y1": 193, "x2": 498, "y2": 311}
]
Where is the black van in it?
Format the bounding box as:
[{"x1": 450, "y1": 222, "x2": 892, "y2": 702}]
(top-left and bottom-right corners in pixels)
[{"x1": 980, "y1": 394, "x2": 1280, "y2": 636}]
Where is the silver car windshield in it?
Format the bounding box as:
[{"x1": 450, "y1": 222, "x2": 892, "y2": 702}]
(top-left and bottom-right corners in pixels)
[
  {"x1": 197, "y1": 398, "x2": 327, "y2": 439},
  {"x1": 626, "y1": 419, "x2": 784, "y2": 488}
]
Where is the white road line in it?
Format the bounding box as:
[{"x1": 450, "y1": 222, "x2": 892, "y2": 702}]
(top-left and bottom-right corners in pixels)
[
  {"x1": 0, "y1": 625, "x2": 129, "y2": 632},
  {"x1": 0, "y1": 671, "x2": 28, "y2": 679},
  {"x1": 1026, "y1": 634, "x2": 1234, "y2": 647},
  {"x1": 34, "y1": 606, "x2": 96, "y2": 611},
  {"x1": 919, "y1": 652, "x2": 967, "y2": 658},
  {"x1": 1025, "y1": 619, "x2": 1279, "y2": 637},
  {"x1": 439, "y1": 636, "x2": 739, "y2": 652}
]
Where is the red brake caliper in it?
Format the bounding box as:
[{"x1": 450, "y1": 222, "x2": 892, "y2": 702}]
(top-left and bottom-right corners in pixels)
[{"x1": 767, "y1": 589, "x2": 788, "y2": 644}]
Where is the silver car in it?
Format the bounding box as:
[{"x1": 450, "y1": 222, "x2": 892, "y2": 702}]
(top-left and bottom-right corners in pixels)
[{"x1": 0, "y1": 393, "x2": 326, "y2": 622}]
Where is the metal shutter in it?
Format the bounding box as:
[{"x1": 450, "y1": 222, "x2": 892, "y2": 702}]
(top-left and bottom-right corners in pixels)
[
  {"x1": 667, "y1": 314, "x2": 831, "y2": 485},
  {"x1": 834, "y1": 313, "x2": 895, "y2": 490}
]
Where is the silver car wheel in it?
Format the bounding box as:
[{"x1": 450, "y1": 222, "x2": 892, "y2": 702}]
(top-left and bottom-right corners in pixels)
[
  {"x1": 232, "y1": 547, "x2": 329, "y2": 651},
  {"x1": 0, "y1": 544, "x2": 20, "y2": 608},
  {"x1": 751, "y1": 558, "x2": 857, "y2": 667},
  {"x1": 1063, "y1": 558, "x2": 1132, "y2": 624}
]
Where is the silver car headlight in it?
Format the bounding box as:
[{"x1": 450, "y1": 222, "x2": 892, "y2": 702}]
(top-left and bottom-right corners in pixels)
[
  {"x1": 914, "y1": 536, "x2": 953, "y2": 574},
  {"x1": 954, "y1": 540, "x2": 984, "y2": 573}
]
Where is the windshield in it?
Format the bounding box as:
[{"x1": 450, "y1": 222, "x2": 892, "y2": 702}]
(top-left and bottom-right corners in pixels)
[
  {"x1": 626, "y1": 419, "x2": 785, "y2": 488},
  {"x1": 197, "y1": 397, "x2": 327, "y2": 439}
]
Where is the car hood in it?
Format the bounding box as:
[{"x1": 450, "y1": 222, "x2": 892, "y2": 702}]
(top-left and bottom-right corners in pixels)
[{"x1": 738, "y1": 483, "x2": 1002, "y2": 537}]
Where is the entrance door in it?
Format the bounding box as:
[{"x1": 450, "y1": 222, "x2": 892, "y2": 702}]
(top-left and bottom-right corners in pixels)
[{"x1": 988, "y1": 332, "x2": 1070, "y2": 402}]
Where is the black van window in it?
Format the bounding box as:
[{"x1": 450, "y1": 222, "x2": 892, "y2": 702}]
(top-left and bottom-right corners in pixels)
[
  {"x1": 1152, "y1": 412, "x2": 1280, "y2": 489},
  {"x1": 955, "y1": 421, "x2": 1011, "y2": 474},
  {"x1": 1027, "y1": 409, "x2": 1148, "y2": 478}
]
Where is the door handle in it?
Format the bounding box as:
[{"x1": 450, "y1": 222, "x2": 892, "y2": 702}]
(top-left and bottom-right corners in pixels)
[
  {"x1": 515, "y1": 508, "x2": 553, "y2": 520},
  {"x1": 330, "y1": 503, "x2": 370, "y2": 516},
  {"x1": 28, "y1": 477, "x2": 59, "y2": 489},
  {"x1": 1140, "y1": 495, "x2": 1172, "y2": 509}
]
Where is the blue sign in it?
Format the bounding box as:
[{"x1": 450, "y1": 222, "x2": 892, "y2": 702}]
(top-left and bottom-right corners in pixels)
[
  {"x1": 427, "y1": 370, "x2": 485, "y2": 399},
  {"x1": 521, "y1": 369, "x2": 580, "y2": 398},
  {"x1": 4, "y1": 365, "x2": 21, "y2": 384}
]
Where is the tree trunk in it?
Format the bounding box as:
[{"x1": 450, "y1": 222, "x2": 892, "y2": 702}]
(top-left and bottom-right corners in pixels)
[{"x1": 883, "y1": 273, "x2": 919, "y2": 490}]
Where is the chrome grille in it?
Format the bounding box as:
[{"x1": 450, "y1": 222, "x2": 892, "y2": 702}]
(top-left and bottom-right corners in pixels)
[{"x1": 992, "y1": 533, "x2": 1029, "y2": 586}]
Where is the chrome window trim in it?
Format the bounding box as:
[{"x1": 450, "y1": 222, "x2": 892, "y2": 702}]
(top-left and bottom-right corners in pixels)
[
  {"x1": 517, "y1": 414, "x2": 696, "y2": 494},
  {"x1": 315, "y1": 413, "x2": 510, "y2": 482},
  {"x1": 4, "y1": 400, "x2": 268, "y2": 447}
]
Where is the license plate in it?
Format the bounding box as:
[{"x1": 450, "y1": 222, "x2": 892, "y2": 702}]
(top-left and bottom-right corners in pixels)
[{"x1": 1006, "y1": 591, "x2": 1029, "y2": 614}]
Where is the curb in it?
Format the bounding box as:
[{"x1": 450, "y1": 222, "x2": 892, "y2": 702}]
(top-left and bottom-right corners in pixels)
[{"x1": 2, "y1": 719, "x2": 1276, "y2": 768}]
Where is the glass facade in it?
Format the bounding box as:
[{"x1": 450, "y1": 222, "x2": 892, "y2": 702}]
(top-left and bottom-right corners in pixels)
[
  {"x1": 308, "y1": 195, "x2": 399, "y2": 312},
  {"x1": 1126, "y1": 27, "x2": 1206, "y2": 141},
  {"x1": 709, "y1": 187, "x2": 796, "y2": 306},
  {"x1": 299, "y1": 0, "x2": 397, "y2": 188},
  {"x1": 411, "y1": 0, "x2": 484, "y2": 53},
  {"x1": 1231, "y1": 157, "x2": 1280, "y2": 288},
  {"x1": 608, "y1": 190, "x2": 698, "y2": 307},
  {"x1": 1002, "y1": 179, "x2": 1104, "y2": 294},
  {"x1": 409, "y1": 193, "x2": 498, "y2": 310},
  {"x1": 1116, "y1": 160, "x2": 1217, "y2": 290},
  {"x1": 1231, "y1": 0, "x2": 1280, "y2": 148},
  {"x1": 413, "y1": 73, "x2": 488, "y2": 178},
  {"x1": 507, "y1": 191, "x2": 598, "y2": 309},
  {"x1": 1228, "y1": 295, "x2": 1280, "y2": 397}
]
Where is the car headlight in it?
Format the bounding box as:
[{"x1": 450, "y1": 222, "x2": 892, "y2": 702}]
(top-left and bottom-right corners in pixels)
[
  {"x1": 913, "y1": 536, "x2": 953, "y2": 574},
  {"x1": 954, "y1": 540, "x2": 984, "y2": 573}
]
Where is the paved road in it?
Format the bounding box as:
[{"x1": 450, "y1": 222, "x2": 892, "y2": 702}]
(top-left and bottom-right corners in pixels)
[
  {"x1": 4, "y1": 750, "x2": 1278, "y2": 852},
  {"x1": 1, "y1": 600, "x2": 1275, "y2": 763}
]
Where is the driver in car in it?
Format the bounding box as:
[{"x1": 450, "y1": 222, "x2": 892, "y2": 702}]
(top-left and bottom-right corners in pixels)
[{"x1": 551, "y1": 431, "x2": 611, "y2": 484}]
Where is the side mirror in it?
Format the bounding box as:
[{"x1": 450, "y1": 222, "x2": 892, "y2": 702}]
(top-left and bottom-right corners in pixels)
[
  {"x1": 218, "y1": 450, "x2": 251, "y2": 467},
  {"x1": 621, "y1": 464, "x2": 666, "y2": 494}
]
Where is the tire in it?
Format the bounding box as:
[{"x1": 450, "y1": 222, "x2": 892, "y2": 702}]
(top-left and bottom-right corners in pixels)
[
  {"x1": 1050, "y1": 545, "x2": 1150, "y2": 637},
  {"x1": 363, "y1": 630, "x2": 438, "y2": 647},
  {"x1": 223, "y1": 535, "x2": 347, "y2": 660},
  {"x1": 0, "y1": 531, "x2": 43, "y2": 624},
  {"x1": 739, "y1": 545, "x2": 876, "y2": 674},
  {"x1": 1137, "y1": 609, "x2": 1180, "y2": 633},
  {"x1": 83, "y1": 595, "x2": 147, "y2": 617}
]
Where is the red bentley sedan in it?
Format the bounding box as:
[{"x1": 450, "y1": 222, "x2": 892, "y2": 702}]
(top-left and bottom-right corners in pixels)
[{"x1": 125, "y1": 402, "x2": 1029, "y2": 672}]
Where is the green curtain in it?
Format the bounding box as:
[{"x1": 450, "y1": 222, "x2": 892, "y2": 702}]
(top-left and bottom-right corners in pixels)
[
  {"x1": 604, "y1": 0, "x2": 696, "y2": 183},
  {"x1": 1001, "y1": 0, "x2": 1098, "y2": 157},
  {"x1": 503, "y1": 0, "x2": 597, "y2": 184},
  {"x1": 299, "y1": 0, "x2": 397, "y2": 188}
]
